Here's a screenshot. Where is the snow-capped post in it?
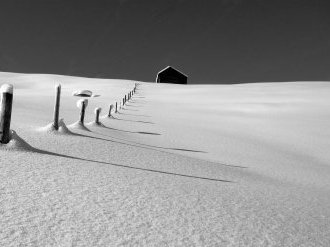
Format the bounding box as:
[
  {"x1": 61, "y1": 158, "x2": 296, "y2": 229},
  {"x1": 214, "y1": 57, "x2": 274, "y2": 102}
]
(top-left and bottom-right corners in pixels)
[
  {"x1": 0, "y1": 84, "x2": 13, "y2": 144},
  {"x1": 94, "y1": 107, "x2": 101, "y2": 125},
  {"x1": 108, "y1": 104, "x2": 113, "y2": 117},
  {"x1": 77, "y1": 99, "x2": 88, "y2": 125},
  {"x1": 53, "y1": 83, "x2": 61, "y2": 130}
]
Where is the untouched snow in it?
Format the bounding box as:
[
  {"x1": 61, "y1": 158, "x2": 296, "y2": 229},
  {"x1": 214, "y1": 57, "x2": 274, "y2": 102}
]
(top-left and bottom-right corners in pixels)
[{"x1": 0, "y1": 72, "x2": 330, "y2": 246}]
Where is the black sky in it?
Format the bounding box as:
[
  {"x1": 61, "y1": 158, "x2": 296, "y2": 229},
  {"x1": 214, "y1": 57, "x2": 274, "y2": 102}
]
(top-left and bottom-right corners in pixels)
[{"x1": 0, "y1": 0, "x2": 329, "y2": 84}]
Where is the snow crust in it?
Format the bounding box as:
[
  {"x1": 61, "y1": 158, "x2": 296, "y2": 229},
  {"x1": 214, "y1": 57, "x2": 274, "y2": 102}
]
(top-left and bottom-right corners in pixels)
[
  {"x1": 0, "y1": 130, "x2": 34, "y2": 151},
  {"x1": 0, "y1": 71, "x2": 329, "y2": 246}
]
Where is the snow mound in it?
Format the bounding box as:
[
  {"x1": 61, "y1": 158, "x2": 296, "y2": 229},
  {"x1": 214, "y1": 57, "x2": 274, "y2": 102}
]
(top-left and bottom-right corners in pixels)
[
  {"x1": 72, "y1": 89, "x2": 92, "y2": 97},
  {"x1": 0, "y1": 130, "x2": 34, "y2": 151},
  {"x1": 86, "y1": 121, "x2": 104, "y2": 127},
  {"x1": 94, "y1": 107, "x2": 102, "y2": 114},
  {"x1": 101, "y1": 114, "x2": 114, "y2": 119},
  {"x1": 0, "y1": 83, "x2": 13, "y2": 94},
  {"x1": 68, "y1": 121, "x2": 90, "y2": 131},
  {"x1": 38, "y1": 119, "x2": 73, "y2": 135},
  {"x1": 76, "y1": 98, "x2": 88, "y2": 108}
]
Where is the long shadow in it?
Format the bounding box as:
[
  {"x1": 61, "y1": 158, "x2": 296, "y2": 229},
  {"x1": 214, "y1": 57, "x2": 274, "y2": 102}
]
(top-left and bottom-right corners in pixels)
[
  {"x1": 130, "y1": 99, "x2": 146, "y2": 102},
  {"x1": 96, "y1": 124, "x2": 161, "y2": 136},
  {"x1": 69, "y1": 130, "x2": 247, "y2": 169},
  {"x1": 128, "y1": 101, "x2": 147, "y2": 105},
  {"x1": 122, "y1": 108, "x2": 139, "y2": 112},
  {"x1": 117, "y1": 112, "x2": 152, "y2": 118},
  {"x1": 29, "y1": 147, "x2": 232, "y2": 183},
  {"x1": 125, "y1": 104, "x2": 142, "y2": 108},
  {"x1": 113, "y1": 117, "x2": 155, "y2": 124},
  {"x1": 137, "y1": 132, "x2": 161, "y2": 136},
  {"x1": 170, "y1": 148, "x2": 207, "y2": 153}
]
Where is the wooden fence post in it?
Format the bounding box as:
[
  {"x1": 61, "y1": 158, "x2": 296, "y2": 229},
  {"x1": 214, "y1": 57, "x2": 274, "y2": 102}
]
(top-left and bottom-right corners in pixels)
[
  {"x1": 95, "y1": 107, "x2": 101, "y2": 124},
  {"x1": 108, "y1": 104, "x2": 113, "y2": 117},
  {"x1": 77, "y1": 99, "x2": 88, "y2": 125},
  {"x1": 0, "y1": 84, "x2": 13, "y2": 144},
  {"x1": 115, "y1": 102, "x2": 118, "y2": 113},
  {"x1": 53, "y1": 84, "x2": 61, "y2": 130}
]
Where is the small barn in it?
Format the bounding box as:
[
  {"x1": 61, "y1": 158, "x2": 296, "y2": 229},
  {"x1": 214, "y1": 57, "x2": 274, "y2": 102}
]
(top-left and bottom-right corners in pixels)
[{"x1": 156, "y1": 66, "x2": 188, "y2": 84}]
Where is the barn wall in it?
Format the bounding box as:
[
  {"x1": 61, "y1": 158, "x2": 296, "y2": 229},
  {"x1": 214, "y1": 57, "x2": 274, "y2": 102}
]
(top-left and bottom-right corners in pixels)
[{"x1": 157, "y1": 69, "x2": 187, "y2": 84}]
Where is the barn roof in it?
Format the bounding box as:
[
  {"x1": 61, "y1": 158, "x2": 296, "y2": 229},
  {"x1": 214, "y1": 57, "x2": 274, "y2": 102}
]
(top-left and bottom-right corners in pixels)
[{"x1": 157, "y1": 66, "x2": 188, "y2": 78}]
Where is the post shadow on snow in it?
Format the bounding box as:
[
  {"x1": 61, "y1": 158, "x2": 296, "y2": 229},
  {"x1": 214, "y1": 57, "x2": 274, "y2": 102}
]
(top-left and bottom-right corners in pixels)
[
  {"x1": 112, "y1": 116, "x2": 155, "y2": 125},
  {"x1": 128, "y1": 100, "x2": 147, "y2": 105},
  {"x1": 97, "y1": 124, "x2": 161, "y2": 136},
  {"x1": 69, "y1": 129, "x2": 247, "y2": 169},
  {"x1": 124, "y1": 103, "x2": 142, "y2": 108},
  {"x1": 117, "y1": 112, "x2": 152, "y2": 118},
  {"x1": 121, "y1": 108, "x2": 139, "y2": 112},
  {"x1": 23, "y1": 143, "x2": 233, "y2": 183}
]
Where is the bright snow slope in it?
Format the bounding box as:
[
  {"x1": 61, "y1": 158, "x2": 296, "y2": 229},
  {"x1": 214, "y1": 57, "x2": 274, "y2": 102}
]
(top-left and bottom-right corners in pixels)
[{"x1": 0, "y1": 72, "x2": 329, "y2": 246}]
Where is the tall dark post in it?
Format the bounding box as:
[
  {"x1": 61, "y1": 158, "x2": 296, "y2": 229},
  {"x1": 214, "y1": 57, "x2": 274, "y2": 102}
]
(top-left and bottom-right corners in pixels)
[
  {"x1": 77, "y1": 99, "x2": 88, "y2": 125},
  {"x1": 115, "y1": 102, "x2": 118, "y2": 113},
  {"x1": 53, "y1": 84, "x2": 61, "y2": 130},
  {"x1": 108, "y1": 104, "x2": 113, "y2": 117},
  {"x1": 95, "y1": 107, "x2": 101, "y2": 124},
  {"x1": 0, "y1": 84, "x2": 13, "y2": 144}
]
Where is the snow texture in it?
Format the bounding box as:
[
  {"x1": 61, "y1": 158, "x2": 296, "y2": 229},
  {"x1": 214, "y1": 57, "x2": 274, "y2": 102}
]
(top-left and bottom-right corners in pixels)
[
  {"x1": 0, "y1": 130, "x2": 34, "y2": 151},
  {"x1": 38, "y1": 119, "x2": 73, "y2": 135},
  {"x1": 0, "y1": 72, "x2": 329, "y2": 246},
  {"x1": 68, "y1": 120, "x2": 90, "y2": 131}
]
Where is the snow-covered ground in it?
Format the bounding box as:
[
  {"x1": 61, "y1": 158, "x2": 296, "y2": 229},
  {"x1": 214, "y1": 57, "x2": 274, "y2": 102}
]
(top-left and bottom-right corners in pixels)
[{"x1": 0, "y1": 72, "x2": 329, "y2": 246}]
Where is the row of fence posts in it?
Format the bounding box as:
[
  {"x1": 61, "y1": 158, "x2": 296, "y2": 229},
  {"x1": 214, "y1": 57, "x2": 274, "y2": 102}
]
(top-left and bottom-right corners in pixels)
[{"x1": 0, "y1": 82, "x2": 138, "y2": 144}]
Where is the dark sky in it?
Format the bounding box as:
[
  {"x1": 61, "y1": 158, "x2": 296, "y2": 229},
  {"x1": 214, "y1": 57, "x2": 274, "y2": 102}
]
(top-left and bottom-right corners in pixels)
[{"x1": 0, "y1": 0, "x2": 329, "y2": 84}]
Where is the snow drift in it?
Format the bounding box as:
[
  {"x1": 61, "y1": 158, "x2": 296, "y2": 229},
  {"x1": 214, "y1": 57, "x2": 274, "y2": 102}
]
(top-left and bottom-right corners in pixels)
[{"x1": 0, "y1": 72, "x2": 329, "y2": 246}]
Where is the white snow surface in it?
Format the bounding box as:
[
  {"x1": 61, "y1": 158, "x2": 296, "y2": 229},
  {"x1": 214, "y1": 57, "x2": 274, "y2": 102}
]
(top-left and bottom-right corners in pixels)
[
  {"x1": 0, "y1": 72, "x2": 330, "y2": 246},
  {"x1": 72, "y1": 89, "x2": 92, "y2": 97},
  {"x1": 94, "y1": 107, "x2": 102, "y2": 114},
  {"x1": 76, "y1": 98, "x2": 88, "y2": 108},
  {"x1": 0, "y1": 83, "x2": 13, "y2": 94}
]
